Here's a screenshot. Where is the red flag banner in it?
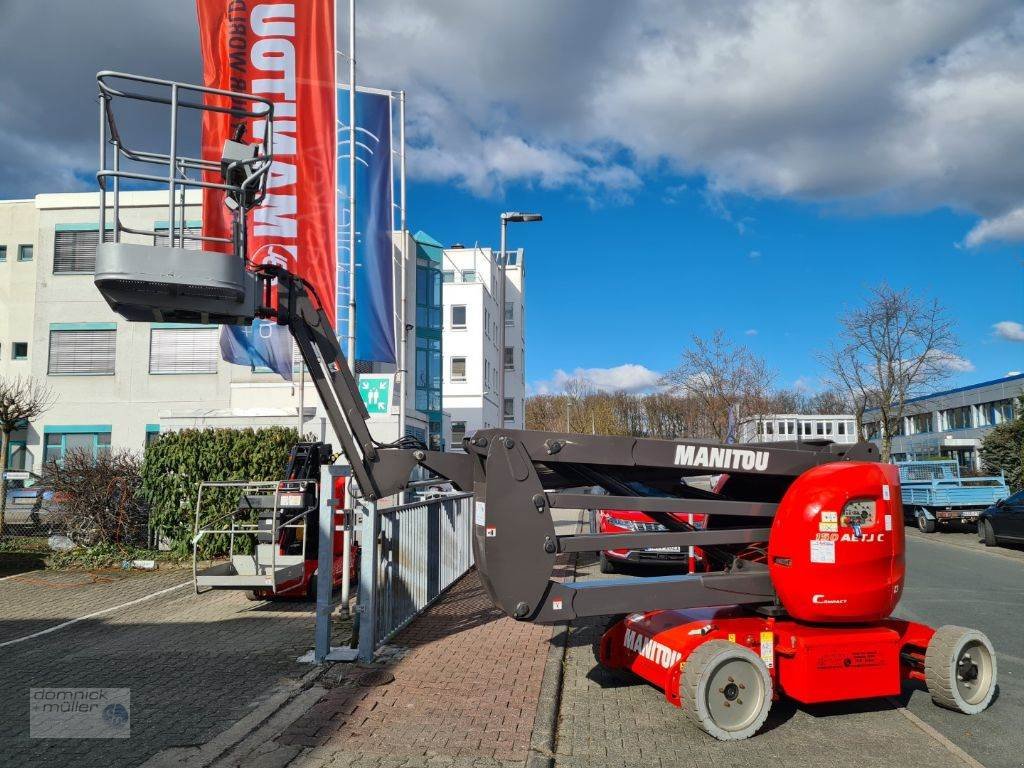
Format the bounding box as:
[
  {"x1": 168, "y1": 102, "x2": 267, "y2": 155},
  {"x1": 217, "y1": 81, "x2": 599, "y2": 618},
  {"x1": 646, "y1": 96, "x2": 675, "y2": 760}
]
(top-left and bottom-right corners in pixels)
[{"x1": 195, "y1": 0, "x2": 337, "y2": 327}]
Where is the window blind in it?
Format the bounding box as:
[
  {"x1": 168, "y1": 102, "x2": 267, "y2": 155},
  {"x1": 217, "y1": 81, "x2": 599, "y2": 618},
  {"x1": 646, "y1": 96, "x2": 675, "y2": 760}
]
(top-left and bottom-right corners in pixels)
[
  {"x1": 149, "y1": 327, "x2": 219, "y2": 374},
  {"x1": 48, "y1": 330, "x2": 116, "y2": 374}
]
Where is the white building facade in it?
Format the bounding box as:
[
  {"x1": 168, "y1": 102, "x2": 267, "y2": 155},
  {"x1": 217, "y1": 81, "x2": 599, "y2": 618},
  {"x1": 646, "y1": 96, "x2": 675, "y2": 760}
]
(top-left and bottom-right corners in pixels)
[
  {"x1": 862, "y1": 374, "x2": 1024, "y2": 470},
  {"x1": 739, "y1": 413, "x2": 859, "y2": 445},
  {"x1": 0, "y1": 191, "x2": 435, "y2": 472},
  {"x1": 440, "y1": 245, "x2": 526, "y2": 448}
]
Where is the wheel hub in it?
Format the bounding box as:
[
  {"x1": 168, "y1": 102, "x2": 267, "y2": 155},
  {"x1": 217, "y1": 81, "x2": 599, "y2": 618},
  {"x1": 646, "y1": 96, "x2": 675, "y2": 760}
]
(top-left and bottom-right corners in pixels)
[{"x1": 707, "y1": 659, "x2": 764, "y2": 731}]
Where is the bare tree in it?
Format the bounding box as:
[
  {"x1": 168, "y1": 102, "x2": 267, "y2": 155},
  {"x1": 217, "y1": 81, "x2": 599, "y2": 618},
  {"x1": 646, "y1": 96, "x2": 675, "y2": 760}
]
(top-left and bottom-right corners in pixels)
[
  {"x1": 806, "y1": 386, "x2": 852, "y2": 415},
  {"x1": 661, "y1": 330, "x2": 774, "y2": 441},
  {"x1": 0, "y1": 375, "x2": 57, "y2": 537},
  {"x1": 819, "y1": 285, "x2": 959, "y2": 461}
]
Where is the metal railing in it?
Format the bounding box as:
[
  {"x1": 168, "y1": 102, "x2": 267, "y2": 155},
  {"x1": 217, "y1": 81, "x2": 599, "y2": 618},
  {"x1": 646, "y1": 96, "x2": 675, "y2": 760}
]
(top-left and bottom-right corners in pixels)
[{"x1": 366, "y1": 493, "x2": 475, "y2": 648}]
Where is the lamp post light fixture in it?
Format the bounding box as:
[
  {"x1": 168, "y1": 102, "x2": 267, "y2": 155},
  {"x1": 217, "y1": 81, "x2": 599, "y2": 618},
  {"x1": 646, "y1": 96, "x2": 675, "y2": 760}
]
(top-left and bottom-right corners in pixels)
[{"x1": 498, "y1": 211, "x2": 542, "y2": 426}]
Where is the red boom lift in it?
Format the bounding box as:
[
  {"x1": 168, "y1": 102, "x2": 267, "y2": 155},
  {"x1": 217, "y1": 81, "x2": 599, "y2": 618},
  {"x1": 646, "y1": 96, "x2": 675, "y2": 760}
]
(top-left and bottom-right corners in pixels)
[{"x1": 92, "y1": 72, "x2": 998, "y2": 741}]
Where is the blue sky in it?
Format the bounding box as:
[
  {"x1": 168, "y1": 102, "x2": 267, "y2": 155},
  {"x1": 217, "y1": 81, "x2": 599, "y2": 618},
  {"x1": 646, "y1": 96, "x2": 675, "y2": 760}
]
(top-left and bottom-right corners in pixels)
[{"x1": 410, "y1": 173, "x2": 1023, "y2": 395}]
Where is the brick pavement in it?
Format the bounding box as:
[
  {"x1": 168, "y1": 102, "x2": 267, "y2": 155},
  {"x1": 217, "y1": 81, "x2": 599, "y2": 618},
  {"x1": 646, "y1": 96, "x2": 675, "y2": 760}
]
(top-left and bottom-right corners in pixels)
[
  {"x1": 0, "y1": 569, "x2": 347, "y2": 768},
  {"x1": 552, "y1": 553, "x2": 971, "y2": 768},
  {"x1": 276, "y1": 570, "x2": 553, "y2": 768}
]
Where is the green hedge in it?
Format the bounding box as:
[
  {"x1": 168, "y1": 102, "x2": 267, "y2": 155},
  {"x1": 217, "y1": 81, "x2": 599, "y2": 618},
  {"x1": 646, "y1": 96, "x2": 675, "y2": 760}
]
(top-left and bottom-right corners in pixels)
[{"x1": 140, "y1": 427, "x2": 300, "y2": 556}]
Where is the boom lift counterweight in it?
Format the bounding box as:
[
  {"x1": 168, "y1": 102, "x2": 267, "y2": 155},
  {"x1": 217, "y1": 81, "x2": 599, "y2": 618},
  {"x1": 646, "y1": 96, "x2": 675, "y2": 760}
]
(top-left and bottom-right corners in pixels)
[{"x1": 92, "y1": 72, "x2": 998, "y2": 740}]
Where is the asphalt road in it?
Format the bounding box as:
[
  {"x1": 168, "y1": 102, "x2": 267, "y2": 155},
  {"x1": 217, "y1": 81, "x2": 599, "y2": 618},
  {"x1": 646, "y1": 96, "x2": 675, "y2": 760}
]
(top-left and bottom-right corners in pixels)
[{"x1": 895, "y1": 528, "x2": 1024, "y2": 768}]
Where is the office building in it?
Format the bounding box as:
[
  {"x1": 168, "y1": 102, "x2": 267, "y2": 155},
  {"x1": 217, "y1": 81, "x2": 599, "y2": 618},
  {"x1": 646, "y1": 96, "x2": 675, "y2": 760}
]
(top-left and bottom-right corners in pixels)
[{"x1": 440, "y1": 245, "x2": 526, "y2": 448}]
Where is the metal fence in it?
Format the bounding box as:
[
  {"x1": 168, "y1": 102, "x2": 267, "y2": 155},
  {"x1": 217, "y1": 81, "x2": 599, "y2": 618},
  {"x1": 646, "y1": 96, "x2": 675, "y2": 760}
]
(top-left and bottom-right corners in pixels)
[{"x1": 363, "y1": 492, "x2": 475, "y2": 650}]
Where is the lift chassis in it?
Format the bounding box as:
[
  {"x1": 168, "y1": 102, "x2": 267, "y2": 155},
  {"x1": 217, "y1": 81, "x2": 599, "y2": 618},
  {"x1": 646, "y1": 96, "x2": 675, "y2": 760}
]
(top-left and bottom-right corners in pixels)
[{"x1": 92, "y1": 72, "x2": 998, "y2": 741}]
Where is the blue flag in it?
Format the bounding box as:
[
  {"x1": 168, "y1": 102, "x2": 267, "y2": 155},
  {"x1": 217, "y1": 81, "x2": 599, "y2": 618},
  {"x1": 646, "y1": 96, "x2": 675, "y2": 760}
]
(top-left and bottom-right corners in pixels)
[{"x1": 220, "y1": 321, "x2": 293, "y2": 381}]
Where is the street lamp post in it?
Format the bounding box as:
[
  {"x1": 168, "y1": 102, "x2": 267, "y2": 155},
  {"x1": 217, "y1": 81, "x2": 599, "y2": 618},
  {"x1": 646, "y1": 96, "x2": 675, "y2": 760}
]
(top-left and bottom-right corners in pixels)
[{"x1": 498, "y1": 211, "x2": 542, "y2": 428}]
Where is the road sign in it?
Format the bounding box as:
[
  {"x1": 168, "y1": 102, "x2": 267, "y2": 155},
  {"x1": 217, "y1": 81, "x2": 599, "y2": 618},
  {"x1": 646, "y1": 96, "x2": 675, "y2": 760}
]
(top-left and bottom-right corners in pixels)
[
  {"x1": 357, "y1": 374, "x2": 393, "y2": 416},
  {"x1": 3, "y1": 471, "x2": 30, "y2": 481}
]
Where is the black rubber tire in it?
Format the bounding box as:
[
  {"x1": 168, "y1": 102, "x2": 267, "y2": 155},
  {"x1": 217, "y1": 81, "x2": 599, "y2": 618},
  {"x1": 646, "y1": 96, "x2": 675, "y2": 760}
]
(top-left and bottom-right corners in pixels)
[
  {"x1": 925, "y1": 625, "x2": 997, "y2": 715},
  {"x1": 243, "y1": 590, "x2": 260, "y2": 602},
  {"x1": 980, "y1": 520, "x2": 998, "y2": 547},
  {"x1": 918, "y1": 515, "x2": 936, "y2": 533},
  {"x1": 681, "y1": 640, "x2": 773, "y2": 741},
  {"x1": 599, "y1": 552, "x2": 618, "y2": 574}
]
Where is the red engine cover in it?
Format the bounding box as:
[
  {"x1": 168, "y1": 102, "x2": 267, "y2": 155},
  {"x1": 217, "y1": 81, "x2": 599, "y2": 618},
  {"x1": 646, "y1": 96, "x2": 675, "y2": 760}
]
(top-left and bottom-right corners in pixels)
[{"x1": 768, "y1": 462, "x2": 904, "y2": 623}]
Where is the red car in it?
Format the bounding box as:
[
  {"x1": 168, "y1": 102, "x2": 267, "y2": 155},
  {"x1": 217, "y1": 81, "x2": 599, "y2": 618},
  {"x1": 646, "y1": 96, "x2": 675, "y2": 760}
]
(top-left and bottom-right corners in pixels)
[{"x1": 593, "y1": 508, "x2": 706, "y2": 573}]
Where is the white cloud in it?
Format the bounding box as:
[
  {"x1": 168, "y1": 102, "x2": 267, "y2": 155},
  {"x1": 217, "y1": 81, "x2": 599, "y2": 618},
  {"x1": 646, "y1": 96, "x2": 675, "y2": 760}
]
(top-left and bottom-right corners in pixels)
[
  {"x1": 994, "y1": 320, "x2": 1024, "y2": 341},
  {"x1": 930, "y1": 351, "x2": 976, "y2": 373},
  {"x1": 745, "y1": 328, "x2": 758, "y2": 336},
  {"x1": 748, "y1": 250, "x2": 762, "y2": 260},
  {"x1": 964, "y1": 207, "x2": 1024, "y2": 247},
  {"x1": 354, "y1": 0, "x2": 1024, "y2": 232},
  {"x1": 531, "y1": 364, "x2": 662, "y2": 395},
  {"x1": 3, "y1": 0, "x2": 1024, "y2": 247}
]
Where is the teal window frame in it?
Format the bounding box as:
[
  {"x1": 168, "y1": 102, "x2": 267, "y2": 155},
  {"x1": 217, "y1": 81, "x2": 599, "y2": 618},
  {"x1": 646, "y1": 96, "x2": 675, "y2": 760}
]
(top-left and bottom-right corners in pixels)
[
  {"x1": 17, "y1": 244, "x2": 33, "y2": 262},
  {"x1": 42, "y1": 425, "x2": 112, "y2": 464}
]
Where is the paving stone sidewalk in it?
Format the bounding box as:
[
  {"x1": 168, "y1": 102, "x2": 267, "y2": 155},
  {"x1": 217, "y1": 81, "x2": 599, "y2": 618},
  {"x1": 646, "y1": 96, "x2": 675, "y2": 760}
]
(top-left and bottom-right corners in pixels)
[{"x1": 274, "y1": 569, "x2": 555, "y2": 768}]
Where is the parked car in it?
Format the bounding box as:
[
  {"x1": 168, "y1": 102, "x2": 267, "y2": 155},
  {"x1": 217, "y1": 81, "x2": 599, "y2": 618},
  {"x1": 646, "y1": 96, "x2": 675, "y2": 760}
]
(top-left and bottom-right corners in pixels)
[
  {"x1": 2, "y1": 471, "x2": 57, "y2": 529},
  {"x1": 979, "y1": 490, "x2": 1024, "y2": 546},
  {"x1": 591, "y1": 508, "x2": 705, "y2": 573}
]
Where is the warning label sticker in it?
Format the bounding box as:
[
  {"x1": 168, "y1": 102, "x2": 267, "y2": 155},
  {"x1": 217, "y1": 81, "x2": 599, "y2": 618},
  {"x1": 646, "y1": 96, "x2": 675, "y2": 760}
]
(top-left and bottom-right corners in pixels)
[
  {"x1": 882, "y1": 485, "x2": 891, "y2": 501},
  {"x1": 810, "y1": 539, "x2": 836, "y2": 564},
  {"x1": 474, "y1": 502, "x2": 486, "y2": 526},
  {"x1": 821, "y1": 511, "x2": 838, "y2": 523},
  {"x1": 759, "y1": 631, "x2": 775, "y2": 669},
  {"x1": 818, "y1": 521, "x2": 838, "y2": 533},
  {"x1": 884, "y1": 514, "x2": 893, "y2": 531}
]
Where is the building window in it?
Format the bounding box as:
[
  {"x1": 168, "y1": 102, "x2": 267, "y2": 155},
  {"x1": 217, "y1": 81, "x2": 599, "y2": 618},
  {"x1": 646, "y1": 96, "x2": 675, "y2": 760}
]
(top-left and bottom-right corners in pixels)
[
  {"x1": 17, "y1": 244, "x2": 33, "y2": 262},
  {"x1": 12, "y1": 342, "x2": 28, "y2": 360},
  {"x1": 505, "y1": 302, "x2": 514, "y2": 326},
  {"x1": 145, "y1": 425, "x2": 161, "y2": 448},
  {"x1": 484, "y1": 359, "x2": 491, "y2": 387},
  {"x1": 462, "y1": 270, "x2": 476, "y2": 283},
  {"x1": 837, "y1": 422, "x2": 846, "y2": 436},
  {"x1": 986, "y1": 399, "x2": 1015, "y2": 425},
  {"x1": 765, "y1": 421, "x2": 774, "y2": 436},
  {"x1": 149, "y1": 326, "x2": 219, "y2": 374},
  {"x1": 416, "y1": 265, "x2": 442, "y2": 330},
  {"x1": 484, "y1": 307, "x2": 490, "y2": 338},
  {"x1": 53, "y1": 228, "x2": 112, "y2": 274},
  {"x1": 48, "y1": 326, "x2": 116, "y2": 375},
  {"x1": 451, "y1": 305, "x2": 466, "y2": 329},
  {"x1": 442, "y1": 270, "x2": 454, "y2": 283},
  {"x1": 451, "y1": 420, "x2": 466, "y2": 446},
  {"x1": 907, "y1": 413, "x2": 933, "y2": 434},
  {"x1": 504, "y1": 346, "x2": 514, "y2": 370},
  {"x1": 503, "y1": 398, "x2": 514, "y2": 421},
  {"x1": 451, "y1": 356, "x2": 466, "y2": 382},
  {"x1": 415, "y1": 336, "x2": 441, "y2": 412},
  {"x1": 942, "y1": 405, "x2": 972, "y2": 431},
  {"x1": 0, "y1": 245, "x2": 6, "y2": 262},
  {"x1": 43, "y1": 428, "x2": 112, "y2": 464},
  {"x1": 503, "y1": 250, "x2": 518, "y2": 266}
]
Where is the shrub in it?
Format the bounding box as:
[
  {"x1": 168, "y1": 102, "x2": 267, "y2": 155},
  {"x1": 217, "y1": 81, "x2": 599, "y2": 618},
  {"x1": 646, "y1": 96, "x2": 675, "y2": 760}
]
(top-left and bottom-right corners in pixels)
[
  {"x1": 43, "y1": 449, "x2": 147, "y2": 546},
  {"x1": 140, "y1": 427, "x2": 300, "y2": 556}
]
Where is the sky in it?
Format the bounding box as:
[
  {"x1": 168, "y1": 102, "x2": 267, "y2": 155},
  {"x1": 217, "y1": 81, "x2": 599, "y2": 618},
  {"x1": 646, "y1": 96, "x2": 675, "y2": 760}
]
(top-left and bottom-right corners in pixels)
[{"x1": 0, "y1": 0, "x2": 1022, "y2": 397}]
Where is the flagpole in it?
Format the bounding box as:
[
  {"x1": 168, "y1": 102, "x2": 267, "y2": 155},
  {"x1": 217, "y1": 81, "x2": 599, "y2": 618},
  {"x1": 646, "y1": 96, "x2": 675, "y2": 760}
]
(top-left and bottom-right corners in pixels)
[
  {"x1": 346, "y1": 0, "x2": 357, "y2": 365},
  {"x1": 398, "y1": 90, "x2": 407, "y2": 445}
]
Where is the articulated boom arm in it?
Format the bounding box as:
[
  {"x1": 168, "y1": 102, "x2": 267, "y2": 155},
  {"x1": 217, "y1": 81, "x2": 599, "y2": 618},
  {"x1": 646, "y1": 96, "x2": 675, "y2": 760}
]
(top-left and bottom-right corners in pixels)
[{"x1": 270, "y1": 277, "x2": 881, "y2": 624}]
